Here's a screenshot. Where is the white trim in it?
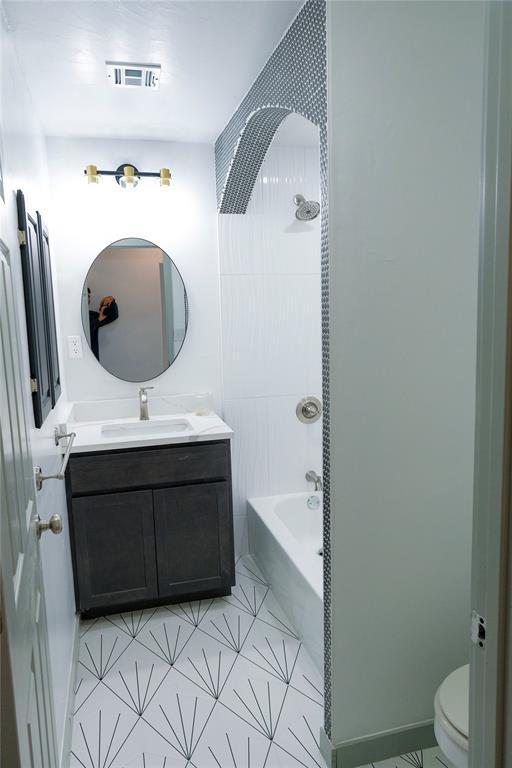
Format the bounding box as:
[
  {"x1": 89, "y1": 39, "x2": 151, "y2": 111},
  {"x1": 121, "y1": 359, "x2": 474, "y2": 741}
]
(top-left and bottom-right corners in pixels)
[
  {"x1": 59, "y1": 613, "x2": 80, "y2": 768},
  {"x1": 469, "y1": 2, "x2": 512, "y2": 766}
]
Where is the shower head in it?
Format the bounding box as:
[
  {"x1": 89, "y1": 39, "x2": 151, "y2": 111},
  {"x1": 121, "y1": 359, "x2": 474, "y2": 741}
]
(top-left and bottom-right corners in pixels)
[{"x1": 293, "y1": 194, "x2": 320, "y2": 221}]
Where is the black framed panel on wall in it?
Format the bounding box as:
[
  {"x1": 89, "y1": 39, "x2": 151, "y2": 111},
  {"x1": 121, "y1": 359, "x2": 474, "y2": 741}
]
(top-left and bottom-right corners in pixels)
[
  {"x1": 37, "y1": 212, "x2": 61, "y2": 404},
  {"x1": 16, "y1": 190, "x2": 61, "y2": 427}
]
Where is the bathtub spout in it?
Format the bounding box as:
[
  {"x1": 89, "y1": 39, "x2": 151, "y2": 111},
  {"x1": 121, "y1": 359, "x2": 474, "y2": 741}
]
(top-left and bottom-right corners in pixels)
[{"x1": 305, "y1": 470, "x2": 322, "y2": 492}]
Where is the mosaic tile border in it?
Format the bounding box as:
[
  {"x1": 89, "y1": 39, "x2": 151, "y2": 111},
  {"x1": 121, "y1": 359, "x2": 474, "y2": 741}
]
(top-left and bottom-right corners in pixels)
[{"x1": 214, "y1": 0, "x2": 332, "y2": 738}]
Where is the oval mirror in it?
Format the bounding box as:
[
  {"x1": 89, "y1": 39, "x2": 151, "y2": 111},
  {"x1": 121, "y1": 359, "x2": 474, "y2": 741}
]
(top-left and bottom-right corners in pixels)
[{"x1": 81, "y1": 238, "x2": 188, "y2": 382}]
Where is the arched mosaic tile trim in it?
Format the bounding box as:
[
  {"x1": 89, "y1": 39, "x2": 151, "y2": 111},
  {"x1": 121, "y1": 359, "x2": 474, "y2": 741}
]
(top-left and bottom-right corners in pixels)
[
  {"x1": 214, "y1": 0, "x2": 332, "y2": 740},
  {"x1": 218, "y1": 106, "x2": 292, "y2": 214},
  {"x1": 215, "y1": 0, "x2": 326, "y2": 211}
]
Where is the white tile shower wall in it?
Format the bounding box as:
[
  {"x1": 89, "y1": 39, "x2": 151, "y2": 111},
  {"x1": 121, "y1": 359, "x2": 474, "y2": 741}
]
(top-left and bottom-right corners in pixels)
[
  {"x1": 219, "y1": 130, "x2": 322, "y2": 553},
  {"x1": 46, "y1": 137, "x2": 222, "y2": 409}
]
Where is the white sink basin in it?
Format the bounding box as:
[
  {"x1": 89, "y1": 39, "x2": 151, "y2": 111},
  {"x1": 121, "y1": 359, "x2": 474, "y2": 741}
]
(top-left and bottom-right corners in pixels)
[
  {"x1": 70, "y1": 394, "x2": 213, "y2": 424},
  {"x1": 101, "y1": 418, "x2": 193, "y2": 438},
  {"x1": 65, "y1": 396, "x2": 233, "y2": 453}
]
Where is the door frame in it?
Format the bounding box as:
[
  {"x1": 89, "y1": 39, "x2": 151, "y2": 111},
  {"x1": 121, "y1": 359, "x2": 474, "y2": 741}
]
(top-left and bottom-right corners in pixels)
[{"x1": 469, "y1": 2, "x2": 512, "y2": 766}]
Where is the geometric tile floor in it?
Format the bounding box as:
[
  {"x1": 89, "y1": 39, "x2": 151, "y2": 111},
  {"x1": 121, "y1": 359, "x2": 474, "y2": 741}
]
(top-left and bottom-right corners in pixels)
[
  {"x1": 70, "y1": 554, "x2": 452, "y2": 768},
  {"x1": 70, "y1": 555, "x2": 326, "y2": 767},
  {"x1": 366, "y1": 749, "x2": 454, "y2": 768},
  {"x1": 365, "y1": 748, "x2": 454, "y2": 768}
]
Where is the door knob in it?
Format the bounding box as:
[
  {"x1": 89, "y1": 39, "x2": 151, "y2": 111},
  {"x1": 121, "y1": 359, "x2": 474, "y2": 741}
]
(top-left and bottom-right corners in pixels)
[{"x1": 37, "y1": 513, "x2": 63, "y2": 538}]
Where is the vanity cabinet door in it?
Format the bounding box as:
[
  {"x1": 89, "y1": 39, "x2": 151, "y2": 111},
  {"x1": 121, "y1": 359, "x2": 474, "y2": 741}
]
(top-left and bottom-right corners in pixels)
[
  {"x1": 153, "y1": 483, "x2": 235, "y2": 599},
  {"x1": 71, "y1": 490, "x2": 157, "y2": 612}
]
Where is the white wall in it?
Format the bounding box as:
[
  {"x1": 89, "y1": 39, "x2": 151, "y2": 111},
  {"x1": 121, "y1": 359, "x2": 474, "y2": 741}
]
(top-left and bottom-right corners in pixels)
[
  {"x1": 219, "y1": 114, "x2": 322, "y2": 555},
  {"x1": 46, "y1": 137, "x2": 222, "y2": 409},
  {"x1": 0, "y1": 23, "x2": 77, "y2": 763},
  {"x1": 327, "y1": 0, "x2": 485, "y2": 749}
]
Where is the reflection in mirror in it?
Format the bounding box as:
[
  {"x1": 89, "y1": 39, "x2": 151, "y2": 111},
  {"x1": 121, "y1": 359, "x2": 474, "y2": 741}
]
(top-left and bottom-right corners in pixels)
[{"x1": 81, "y1": 238, "x2": 188, "y2": 382}]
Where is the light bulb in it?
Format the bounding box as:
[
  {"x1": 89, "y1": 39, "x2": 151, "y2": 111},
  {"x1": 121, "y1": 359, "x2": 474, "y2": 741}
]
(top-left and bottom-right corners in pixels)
[{"x1": 119, "y1": 165, "x2": 139, "y2": 189}]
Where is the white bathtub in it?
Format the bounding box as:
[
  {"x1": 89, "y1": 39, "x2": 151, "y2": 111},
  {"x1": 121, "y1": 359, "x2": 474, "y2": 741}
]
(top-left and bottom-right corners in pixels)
[{"x1": 248, "y1": 492, "x2": 324, "y2": 671}]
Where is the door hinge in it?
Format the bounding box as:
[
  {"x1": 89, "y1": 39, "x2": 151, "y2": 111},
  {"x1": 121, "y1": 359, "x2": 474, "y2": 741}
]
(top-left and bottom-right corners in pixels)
[
  {"x1": 31, "y1": 377, "x2": 38, "y2": 394},
  {"x1": 17, "y1": 229, "x2": 26, "y2": 246},
  {"x1": 471, "y1": 610, "x2": 486, "y2": 648}
]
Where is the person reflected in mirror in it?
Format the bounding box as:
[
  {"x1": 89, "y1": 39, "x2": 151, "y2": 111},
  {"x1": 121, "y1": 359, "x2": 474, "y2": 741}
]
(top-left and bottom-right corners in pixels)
[{"x1": 88, "y1": 288, "x2": 119, "y2": 360}]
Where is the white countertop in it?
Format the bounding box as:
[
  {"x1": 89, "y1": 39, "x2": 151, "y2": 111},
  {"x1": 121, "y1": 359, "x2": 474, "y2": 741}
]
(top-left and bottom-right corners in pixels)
[{"x1": 63, "y1": 395, "x2": 233, "y2": 454}]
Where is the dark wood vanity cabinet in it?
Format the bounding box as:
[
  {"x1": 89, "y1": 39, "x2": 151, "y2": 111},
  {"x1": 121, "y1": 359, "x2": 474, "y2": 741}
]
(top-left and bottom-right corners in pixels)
[
  {"x1": 66, "y1": 440, "x2": 235, "y2": 617},
  {"x1": 154, "y1": 483, "x2": 232, "y2": 598},
  {"x1": 71, "y1": 490, "x2": 158, "y2": 612}
]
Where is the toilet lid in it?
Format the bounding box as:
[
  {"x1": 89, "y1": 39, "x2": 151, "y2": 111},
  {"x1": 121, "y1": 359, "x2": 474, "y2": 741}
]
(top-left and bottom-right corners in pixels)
[{"x1": 438, "y1": 664, "x2": 469, "y2": 738}]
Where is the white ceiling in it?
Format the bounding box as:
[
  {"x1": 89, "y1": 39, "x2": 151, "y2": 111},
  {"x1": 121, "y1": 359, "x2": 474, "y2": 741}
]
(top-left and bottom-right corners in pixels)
[{"x1": 3, "y1": 0, "x2": 303, "y2": 143}]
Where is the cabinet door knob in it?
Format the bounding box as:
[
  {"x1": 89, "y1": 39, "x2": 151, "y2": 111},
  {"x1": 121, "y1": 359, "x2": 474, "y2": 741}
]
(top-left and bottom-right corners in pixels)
[{"x1": 37, "y1": 513, "x2": 63, "y2": 538}]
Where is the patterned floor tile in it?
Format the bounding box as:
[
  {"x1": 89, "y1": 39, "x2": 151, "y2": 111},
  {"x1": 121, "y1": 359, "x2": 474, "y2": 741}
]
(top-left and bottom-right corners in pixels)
[
  {"x1": 141, "y1": 681, "x2": 216, "y2": 763},
  {"x1": 164, "y1": 599, "x2": 215, "y2": 629},
  {"x1": 272, "y1": 686, "x2": 325, "y2": 768},
  {"x1": 74, "y1": 618, "x2": 134, "y2": 716},
  {"x1": 113, "y1": 719, "x2": 189, "y2": 768},
  {"x1": 133, "y1": 607, "x2": 196, "y2": 668},
  {"x1": 255, "y1": 589, "x2": 301, "y2": 640},
  {"x1": 240, "y1": 617, "x2": 302, "y2": 685},
  {"x1": 197, "y1": 598, "x2": 256, "y2": 654},
  {"x1": 189, "y1": 701, "x2": 272, "y2": 768},
  {"x1": 70, "y1": 692, "x2": 139, "y2": 768},
  {"x1": 78, "y1": 619, "x2": 134, "y2": 679},
  {"x1": 101, "y1": 639, "x2": 173, "y2": 718},
  {"x1": 288, "y1": 645, "x2": 323, "y2": 708},
  {"x1": 218, "y1": 654, "x2": 289, "y2": 741},
  {"x1": 105, "y1": 608, "x2": 161, "y2": 640},
  {"x1": 362, "y1": 747, "x2": 454, "y2": 768},
  {"x1": 73, "y1": 662, "x2": 102, "y2": 717},
  {"x1": 173, "y1": 628, "x2": 238, "y2": 701},
  {"x1": 235, "y1": 554, "x2": 269, "y2": 587},
  {"x1": 71, "y1": 554, "x2": 446, "y2": 768},
  {"x1": 221, "y1": 572, "x2": 269, "y2": 617},
  {"x1": 122, "y1": 754, "x2": 187, "y2": 768}
]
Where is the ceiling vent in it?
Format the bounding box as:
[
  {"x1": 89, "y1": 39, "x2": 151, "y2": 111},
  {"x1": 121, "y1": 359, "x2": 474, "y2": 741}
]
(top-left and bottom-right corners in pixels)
[{"x1": 106, "y1": 61, "x2": 161, "y2": 89}]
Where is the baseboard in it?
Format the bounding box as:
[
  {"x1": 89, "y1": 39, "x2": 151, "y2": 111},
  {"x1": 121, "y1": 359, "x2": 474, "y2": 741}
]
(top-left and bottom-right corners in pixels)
[
  {"x1": 329, "y1": 720, "x2": 437, "y2": 768},
  {"x1": 320, "y1": 727, "x2": 336, "y2": 768},
  {"x1": 59, "y1": 613, "x2": 80, "y2": 768}
]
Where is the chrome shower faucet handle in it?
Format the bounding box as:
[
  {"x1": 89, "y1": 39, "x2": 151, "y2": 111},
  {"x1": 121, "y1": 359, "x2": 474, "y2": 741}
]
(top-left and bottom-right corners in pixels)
[{"x1": 296, "y1": 396, "x2": 322, "y2": 424}]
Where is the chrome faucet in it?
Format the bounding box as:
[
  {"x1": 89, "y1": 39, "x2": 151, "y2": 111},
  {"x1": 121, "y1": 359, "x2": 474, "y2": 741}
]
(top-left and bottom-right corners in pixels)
[
  {"x1": 138, "y1": 387, "x2": 154, "y2": 420},
  {"x1": 306, "y1": 470, "x2": 322, "y2": 492}
]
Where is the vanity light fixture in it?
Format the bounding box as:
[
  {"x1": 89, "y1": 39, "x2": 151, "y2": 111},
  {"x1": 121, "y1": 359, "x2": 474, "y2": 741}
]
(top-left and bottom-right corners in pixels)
[{"x1": 83, "y1": 163, "x2": 171, "y2": 188}]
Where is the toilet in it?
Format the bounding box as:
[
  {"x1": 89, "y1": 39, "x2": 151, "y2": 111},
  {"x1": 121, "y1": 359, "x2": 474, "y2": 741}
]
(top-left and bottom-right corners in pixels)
[{"x1": 434, "y1": 664, "x2": 469, "y2": 768}]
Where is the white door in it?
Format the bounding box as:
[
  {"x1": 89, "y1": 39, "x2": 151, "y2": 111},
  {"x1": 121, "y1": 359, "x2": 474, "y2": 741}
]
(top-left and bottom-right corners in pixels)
[
  {"x1": 469, "y1": 3, "x2": 512, "y2": 766},
  {"x1": 0, "y1": 237, "x2": 58, "y2": 767}
]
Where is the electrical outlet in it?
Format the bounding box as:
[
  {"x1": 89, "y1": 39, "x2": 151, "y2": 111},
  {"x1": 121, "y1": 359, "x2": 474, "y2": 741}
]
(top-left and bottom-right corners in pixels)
[{"x1": 67, "y1": 335, "x2": 82, "y2": 359}]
